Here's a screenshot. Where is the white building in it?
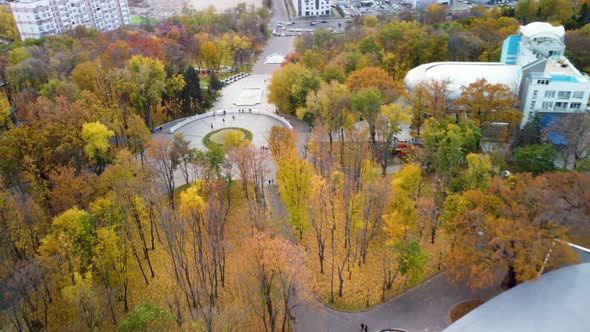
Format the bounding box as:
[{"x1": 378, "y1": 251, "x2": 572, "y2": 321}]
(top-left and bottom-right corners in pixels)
[
  {"x1": 10, "y1": 0, "x2": 131, "y2": 40},
  {"x1": 292, "y1": 0, "x2": 331, "y2": 17},
  {"x1": 404, "y1": 22, "x2": 590, "y2": 128}
]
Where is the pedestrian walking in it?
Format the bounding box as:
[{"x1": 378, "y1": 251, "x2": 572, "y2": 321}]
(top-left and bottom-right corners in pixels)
[
  {"x1": 211, "y1": 123, "x2": 213, "y2": 129},
  {"x1": 361, "y1": 324, "x2": 365, "y2": 331},
  {"x1": 223, "y1": 110, "x2": 226, "y2": 115},
  {"x1": 222, "y1": 118, "x2": 225, "y2": 124},
  {"x1": 232, "y1": 115, "x2": 235, "y2": 120},
  {"x1": 364, "y1": 325, "x2": 368, "y2": 332}
]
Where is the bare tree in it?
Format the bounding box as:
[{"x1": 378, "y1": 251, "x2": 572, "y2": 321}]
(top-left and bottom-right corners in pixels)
[
  {"x1": 228, "y1": 143, "x2": 268, "y2": 228},
  {"x1": 544, "y1": 113, "x2": 590, "y2": 169}
]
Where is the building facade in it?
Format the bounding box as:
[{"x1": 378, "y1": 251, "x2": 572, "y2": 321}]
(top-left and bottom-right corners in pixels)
[
  {"x1": 502, "y1": 22, "x2": 590, "y2": 126},
  {"x1": 10, "y1": 0, "x2": 130, "y2": 40},
  {"x1": 404, "y1": 22, "x2": 590, "y2": 128},
  {"x1": 292, "y1": 0, "x2": 331, "y2": 17}
]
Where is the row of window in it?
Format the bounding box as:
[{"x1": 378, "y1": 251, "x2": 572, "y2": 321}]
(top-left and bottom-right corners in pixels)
[
  {"x1": 532, "y1": 90, "x2": 585, "y2": 100},
  {"x1": 531, "y1": 101, "x2": 583, "y2": 111}
]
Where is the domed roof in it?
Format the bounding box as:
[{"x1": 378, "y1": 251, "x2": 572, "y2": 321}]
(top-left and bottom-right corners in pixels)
[
  {"x1": 404, "y1": 62, "x2": 521, "y2": 100},
  {"x1": 519, "y1": 22, "x2": 565, "y2": 41}
]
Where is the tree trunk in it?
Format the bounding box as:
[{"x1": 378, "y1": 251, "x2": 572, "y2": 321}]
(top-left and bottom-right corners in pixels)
[{"x1": 502, "y1": 265, "x2": 517, "y2": 289}]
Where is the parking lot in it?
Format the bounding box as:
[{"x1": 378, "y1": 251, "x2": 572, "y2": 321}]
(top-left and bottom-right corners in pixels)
[{"x1": 337, "y1": 0, "x2": 411, "y2": 17}]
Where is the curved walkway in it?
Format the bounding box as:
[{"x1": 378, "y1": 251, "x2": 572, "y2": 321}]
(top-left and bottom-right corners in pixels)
[{"x1": 295, "y1": 273, "x2": 503, "y2": 332}]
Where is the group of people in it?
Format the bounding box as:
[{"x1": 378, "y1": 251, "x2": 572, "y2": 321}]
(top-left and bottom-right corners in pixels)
[{"x1": 360, "y1": 323, "x2": 369, "y2": 332}]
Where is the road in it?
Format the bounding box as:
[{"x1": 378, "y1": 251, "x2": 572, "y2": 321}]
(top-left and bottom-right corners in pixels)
[{"x1": 295, "y1": 274, "x2": 503, "y2": 332}]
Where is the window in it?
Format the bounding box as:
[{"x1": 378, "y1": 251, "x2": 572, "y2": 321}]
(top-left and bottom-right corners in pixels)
[
  {"x1": 536, "y1": 79, "x2": 549, "y2": 85},
  {"x1": 570, "y1": 102, "x2": 582, "y2": 110},
  {"x1": 530, "y1": 101, "x2": 536, "y2": 109},
  {"x1": 557, "y1": 91, "x2": 571, "y2": 99},
  {"x1": 555, "y1": 102, "x2": 568, "y2": 110},
  {"x1": 532, "y1": 90, "x2": 538, "y2": 99},
  {"x1": 542, "y1": 101, "x2": 553, "y2": 110},
  {"x1": 544, "y1": 90, "x2": 556, "y2": 98},
  {"x1": 573, "y1": 91, "x2": 584, "y2": 99}
]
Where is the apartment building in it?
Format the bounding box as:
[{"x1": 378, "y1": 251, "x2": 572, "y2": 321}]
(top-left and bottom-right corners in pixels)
[
  {"x1": 10, "y1": 0, "x2": 131, "y2": 39},
  {"x1": 292, "y1": 0, "x2": 331, "y2": 16},
  {"x1": 404, "y1": 22, "x2": 590, "y2": 128}
]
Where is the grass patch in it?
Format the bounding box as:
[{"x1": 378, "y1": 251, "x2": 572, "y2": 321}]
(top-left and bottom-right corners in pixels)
[
  {"x1": 130, "y1": 15, "x2": 160, "y2": 25},
  {"x1": 203, "y1": 127, "x2": 253, "y2": 150}
]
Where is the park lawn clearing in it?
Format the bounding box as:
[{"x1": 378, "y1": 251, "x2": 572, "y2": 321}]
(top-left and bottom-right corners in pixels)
[{"x1": 203, "y1": 127, "x2": 253, "y2": 150}]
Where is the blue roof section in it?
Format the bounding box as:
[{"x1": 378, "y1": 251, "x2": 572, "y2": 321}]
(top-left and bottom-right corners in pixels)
[
  {"x1": 501, "y1": 35, "x2": 520, "y2": 65},
  {"x1": 547, "y1": 132, "x2": 567, "y2": 145},
  {"x1": 551, "y1": 74, "x2": 585, "y2": 83}
]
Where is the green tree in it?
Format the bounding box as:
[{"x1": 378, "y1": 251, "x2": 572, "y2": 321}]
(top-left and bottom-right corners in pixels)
[
  {"x1": 268, "y1": 63, "x2": 319, "y2": 115},
  {"x1": 513, "y1": 144, "x2": 557, "y2": 174},
  {"x1": 118, "y1": 303, "x2": 174, "y2": 332},
  {"x1": 514, "y1": 113, "x2": 542, "y2": 147},
  {"x1": 180, "y1": 66, "x2": 202, "y2": 115},
  {"x1": 394, "y1": 240, "x2": 428, "y2": 284},
  {"x1": 298, "y1": 80, "x2": 351, "y2": 152},
  {"x1": 113, "y1": 55, "x2": 185, "y2": 128},
  {"x1": 351, "y1": 87, "x2": 382, "y2": 146}
]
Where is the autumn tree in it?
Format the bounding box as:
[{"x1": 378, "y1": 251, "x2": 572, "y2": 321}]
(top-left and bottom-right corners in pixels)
[
  {"x1": 228, "y1": 143, "x2": 268, "y2": 228},
  {"x1": 298, "y1": 80, "x2": 351, "y2": 153},
  {"x1": 268, "y1": 126, "x2": 297, "y2": 161},
  {"x1": 62, "y1": 272, "x2": 103, "y2": 331},
  {"x1": 93, "y1": 227, "x2": 129, "y2": 321},
  {"x1": 147, "y1": 139, "x2": 178, "y2": 209},
  {"x1": 454, "y1": 78, "x2": 520, "y2": 129},
  {"x1": 345, "y1": 67, "x2": 401, "y2": 103},
  {"x1": 171, "y1": 133, "x2": 196, "y2": 186},
  {"x1": 40, "y1": 207, "x2": 94, "y2": 284},
  {"x1": 442, "y1": 175, "x2": 578, "y2": 289},
  {"x1": 275, "y1": 152, "x2": 312, "y2": 238},
  {"x1": 244, "y1": 230, "x2": 310, "y2": 332},
  {"x1": 81, "y1": 121, "x2": 114, "y2": 173}
]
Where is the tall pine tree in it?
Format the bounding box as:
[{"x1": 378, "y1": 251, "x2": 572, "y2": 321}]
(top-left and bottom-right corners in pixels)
[{"x1": 181, "y1": 66, "x2": 202, "y2": 115}]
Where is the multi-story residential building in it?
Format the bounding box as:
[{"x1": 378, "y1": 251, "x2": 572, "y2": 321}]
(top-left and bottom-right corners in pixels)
[
  {"x1": 10, "y1": 0, "x2": 130, "y2": 40},
  {"x1": 292, "y1": 0, "x2": 331, "y2": 17},
  {"x1": 404, "y1": 22, "x2": 590, "y2": 128}
]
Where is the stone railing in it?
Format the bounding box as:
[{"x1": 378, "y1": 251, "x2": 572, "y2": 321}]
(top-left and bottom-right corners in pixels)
[{"x1": 169, "y1": 108, "x2": 293, "y2": 133}]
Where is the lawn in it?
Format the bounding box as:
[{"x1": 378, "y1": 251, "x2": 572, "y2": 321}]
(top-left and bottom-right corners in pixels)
[
  {"x1": 203, "y1": 127, "x2": 253, "y2": 149},
  {"x1": 130, "y1": 15, "x2": 160, "y2": 26}
]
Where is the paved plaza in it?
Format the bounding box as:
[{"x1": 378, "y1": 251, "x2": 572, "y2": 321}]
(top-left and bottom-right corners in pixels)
[{"x1": 173, "y1": 110, "x2": 291, "y2": 151}]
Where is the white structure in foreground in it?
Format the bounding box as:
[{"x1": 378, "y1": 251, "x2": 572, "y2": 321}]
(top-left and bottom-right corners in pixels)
[
  {"x1": 10, "y1": 0, "x2": 131, "y2": 40},
  {"x1": 292, "y1": 0, "x2": 331, "y2": 16},
  {"x1": 404, "y1": 22, "x2": 590, "y2": 127}
]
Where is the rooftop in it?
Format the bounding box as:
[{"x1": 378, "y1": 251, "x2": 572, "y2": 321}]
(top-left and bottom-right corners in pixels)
[
  {"x1": 444, "y1": 262, "x2": 590, "y2": 332},
  {"x1": 404, "y1": 62, "x2": 521, "y2": 100},
  {"x1": 519, "y1": 22, "x2": 565, "y2": 42}
]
